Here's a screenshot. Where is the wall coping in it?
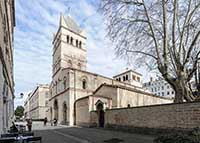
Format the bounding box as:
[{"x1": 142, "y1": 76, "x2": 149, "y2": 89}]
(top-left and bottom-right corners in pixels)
[{"x1": 99, "y1": 100, "x2": 200, "y2": 111}]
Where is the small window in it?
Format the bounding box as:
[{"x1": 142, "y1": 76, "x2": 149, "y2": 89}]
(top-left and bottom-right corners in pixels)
[
  {"x1": 119, "y1": 77, "x2": 121, "y2": 81},
  {"x1": 137, "y1": 77, "x2": 140, "y2": 82},
  {"x1": 172, "y1": 91, "x2": 174, "y2": 94},
  {"x1": 127, "y1": 104, "x2": 130, "y2": 108},
  {"x1": 70, "y1": 37, "x2": 73, "y2": 45},
  {"x1": 167, "y1": 91, "x2": 170, "y2": 95},
  {"x1": 162, "y1": 92, "x2": 164, "y2": 96},
  {"x1": 67, "y1": 35, "x2": 69, "y2": 43},
  {"x1": 82, "y1": 79, "x2": 87, "y2": 89},
  {"x1": 79, "y1": 41, "x2": 82, "y2": 48},
  {"x1": 76, "y1": 39, "x2": 78, "y2": 47},
  {"x1": 123, "y1": 76, "x2": 126, "y2": 81},
  {"x1": 162, "y1": 86, "x2": 164, "y2": 90},
  {"x1": 125, "y1": 75, "x2": 128, "y2": 80},
  {"x1": 132, "y1": 75, "x2": 136, "y2": 80},
  {"x1": 78, "y1": 63, "x2": 81, "y2": 70},
  {"x1": 63, "y1": 77, "x2": 67, "y2": 89}
]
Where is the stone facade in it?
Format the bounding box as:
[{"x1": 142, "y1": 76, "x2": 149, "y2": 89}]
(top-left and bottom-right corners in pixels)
[
  {"x1": 0, "y1": 0, "x2": 15, "y2": 133},
  {"x1": 75, "y1": 84, "x2": 172, "y2": 127},
  {"x1": 49, "y1": 14, "x2": 173, "y2": 127},
  {"x1": 24, "y1": 84, "x2": 49, "y2": 120},
  {"x1": 90, "y1": 101, "x2": 200, "y2": 131},
  {"x1": 75, "y1": 95, "x2": 112, "y2": 126}
]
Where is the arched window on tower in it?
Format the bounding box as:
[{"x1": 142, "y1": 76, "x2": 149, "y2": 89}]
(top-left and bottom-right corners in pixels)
[
  {"x1": 78, "y1": 63, "x2": 81, "y2": 70},
  {"x1": 79, "y1": 41, "x2": 82, "y2": 48},
  {"x1": 82, "y1": 79, "x2": 87, "y2": 89},
  {"x1": 68, "y1": 60, "x2": 72, "y2": 67},
  {"x1": 70, "y1": 37, "x2": 73, "y2": 45},
  {"x1": 63, "y1": 77, "x2": 67, "y2": 90},
  {"x1": 76, "y1": 39, "x2": 78, "y2": 47},
  {"x1": 66, "y1": 35, "x2": 69, "y2": 43},
  {"x1": 55, "y1": 81, "x2": 58, "y2": 94}
]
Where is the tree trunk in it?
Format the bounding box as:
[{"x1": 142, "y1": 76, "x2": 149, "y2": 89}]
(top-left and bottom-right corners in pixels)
[{"x1": 174, "y1": 79, "x2": 194, "y2": 103}]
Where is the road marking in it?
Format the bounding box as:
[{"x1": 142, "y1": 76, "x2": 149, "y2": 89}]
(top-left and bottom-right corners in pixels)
[{"x1": 51, "y1": 130, "x2": 92, "y2": 143}]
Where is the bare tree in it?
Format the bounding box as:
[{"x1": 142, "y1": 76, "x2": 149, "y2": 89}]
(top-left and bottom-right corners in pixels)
[{"x1": 100, "y1": 0, "x2": 200, "y2": 103}]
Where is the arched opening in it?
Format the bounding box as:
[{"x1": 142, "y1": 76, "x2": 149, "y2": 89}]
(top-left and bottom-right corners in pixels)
[
  {"x1": 62, "y1": 102, "x2": 67, "y2": 125},
  {"x1": 79, "y1": 41, "x2": 82, "y2": 48},
  {"x1": 78, "y1": 63, "x2": 81, "y2": 70},
  {"x1": 70, "y1": 37, "x2": 73, "y2": 45},
  {"x1": 82, "y1": 79, "x2": 87, "y2": 89},
  {"x1": 68, "y1": 60, "x2": 72, "y2": 67},
  {"x1": 96, "y1": 101, "x2": 104, "y2": 127},
  {"x1": 67, "y1": 35, "x2": 69, "y2": 43},
  {"x1": 76, "y1": 39, "x2": 78, "y2": 47},
  {"x1": 63, "y1": 77, "x2": 67, "y2": 90},
  {"x1": 54, "y1": 99, "x2": 59, "y2": 120},
  {"x1": 55, "y1": 81, "x2": 58, "y2": 94}
]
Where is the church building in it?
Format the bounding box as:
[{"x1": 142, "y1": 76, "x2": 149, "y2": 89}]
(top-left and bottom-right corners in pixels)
[{"x1": 49, "y1": 15, "x2": 172, "y2": 126}]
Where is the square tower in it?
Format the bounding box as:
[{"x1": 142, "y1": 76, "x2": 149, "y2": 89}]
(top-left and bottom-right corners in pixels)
[{"x1": 52, "y1": 14, "x2": 87, "y2": 75}]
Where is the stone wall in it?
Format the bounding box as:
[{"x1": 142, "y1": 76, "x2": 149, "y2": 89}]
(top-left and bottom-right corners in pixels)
[
  {"x1": 75, "y1": 97, "x2": 90, "y2": 126},
  {"x1": 90, "y1": 101, "x2": 200, "y2": 132}
]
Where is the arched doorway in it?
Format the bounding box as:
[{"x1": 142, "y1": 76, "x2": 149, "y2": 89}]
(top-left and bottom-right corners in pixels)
[
  {"x1": 63, "y1": 102, "x2": 67, "y2": 124},
  {"x1": 96, "y1": 101, "x2": 104, "y2": 127},
  {"x1": 54, "y1": 99, "x2": 58, "y2": 120}
]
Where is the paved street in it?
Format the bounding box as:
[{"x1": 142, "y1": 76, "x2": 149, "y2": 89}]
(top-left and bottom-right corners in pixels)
[{"x1": 29, "y1": 122, "x2": 154, "y2": 143}]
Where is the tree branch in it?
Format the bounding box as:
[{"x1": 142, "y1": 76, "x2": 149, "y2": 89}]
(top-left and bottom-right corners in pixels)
[{"x1": 125, "y1": 49, "x2": 158, "y2": 60}]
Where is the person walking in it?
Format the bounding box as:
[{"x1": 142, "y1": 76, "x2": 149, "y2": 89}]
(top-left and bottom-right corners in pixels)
[
  {"x1": 53, "y1": 118, "x2": 57, "y2": 126},
  {"x1": 44, "y1": 117, "x2": 48, "y2": 126}
]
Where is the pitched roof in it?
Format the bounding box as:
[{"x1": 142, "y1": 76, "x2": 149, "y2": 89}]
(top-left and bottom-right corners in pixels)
[{"x1": 60, "y1": 14, "x2": 82, "y2": 34}]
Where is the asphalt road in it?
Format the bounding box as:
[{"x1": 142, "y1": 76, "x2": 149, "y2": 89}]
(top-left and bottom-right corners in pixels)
[{"x1": 35, "y1": 126, "x2": 154, "y2": 143}]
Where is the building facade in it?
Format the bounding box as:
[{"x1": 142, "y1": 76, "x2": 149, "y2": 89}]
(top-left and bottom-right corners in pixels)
[
  {"x1": 49, "y1": 15, "x2": 172, "y2": 126},
  {"x1": 75, "y1": 84, "x2": 172, "y2": 127},
  {"x1": 0, "y1": 0, "x2": 15, "y2": 133},
  {"x1": 143, "y1": 77, "x2": 175, "y2": 98},
  {"x1": 24, "y1": 84, "x2": 49, "y2": 120}
]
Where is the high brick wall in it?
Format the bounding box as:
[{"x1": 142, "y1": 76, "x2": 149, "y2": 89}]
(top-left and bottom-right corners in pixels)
[{"x1": 90, "y1": 101, "x2": 200, "y2": 131}]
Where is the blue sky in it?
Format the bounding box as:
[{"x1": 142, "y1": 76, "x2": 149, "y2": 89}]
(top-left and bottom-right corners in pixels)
[{"x1": 14, "y1": 0, "x2": 153, "y2": 107}]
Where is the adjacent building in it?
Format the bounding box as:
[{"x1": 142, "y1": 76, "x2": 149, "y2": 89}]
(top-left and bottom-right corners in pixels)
[
  {"x1": 24, "y1": 84, "x2": 49, "y2": 120},
  {"x1": 49, "y1": 14, "x2": 172, "y2": 126},
  {"x1": 143, "y1": 77, "x2": 175, "y2": 98},
  {"x1": 0, "y1": 0, "x2": 15, "y2": 133}
]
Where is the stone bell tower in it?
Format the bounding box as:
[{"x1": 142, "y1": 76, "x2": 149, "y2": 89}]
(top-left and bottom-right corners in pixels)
[{"x1": 52, "y1": 14, "x2": 87, "y2": 75}]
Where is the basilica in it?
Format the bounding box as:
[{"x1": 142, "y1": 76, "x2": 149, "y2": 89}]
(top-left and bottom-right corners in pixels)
[{"x1": 48, "y1": 14, "x2": 172, "y2": 126}]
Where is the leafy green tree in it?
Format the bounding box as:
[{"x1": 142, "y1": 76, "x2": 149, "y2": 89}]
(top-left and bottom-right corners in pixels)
[{"x1": 15, "y1": 106, "x2": 24, "y2": 118}]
